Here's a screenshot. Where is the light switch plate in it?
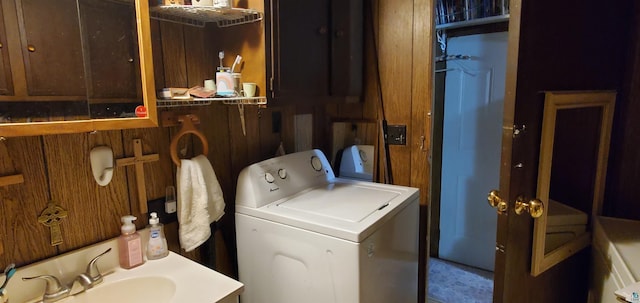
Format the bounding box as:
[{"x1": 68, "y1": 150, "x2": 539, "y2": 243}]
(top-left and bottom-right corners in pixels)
[{"x1": 387, "y1": 125, "x2": 407, "y2": 145}]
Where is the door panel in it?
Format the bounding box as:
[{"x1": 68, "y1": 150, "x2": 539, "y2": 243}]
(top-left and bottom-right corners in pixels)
[
  {"x1": 439, "y1": 32, "x2": 507, "y2": 271},
  {"x1": 493, "y1": 0, "x2": 630, "y2": 301},
  {"x1": 18, "y1": 0, "x2": 86, "y2": 96}
]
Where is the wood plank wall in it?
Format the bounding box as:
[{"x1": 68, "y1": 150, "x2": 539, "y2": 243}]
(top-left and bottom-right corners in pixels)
[
  {"x1": 0, "y1": 0, "x2": 433, "y2": 300},
  {"x1": 604, "y1": 0, "x2": 640, "y2": 220}
]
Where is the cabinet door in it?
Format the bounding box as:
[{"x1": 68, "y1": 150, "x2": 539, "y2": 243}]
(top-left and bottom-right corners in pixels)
[
  {"x1": 17, "y1": 0, "x2": 86, "y2": 96},
  {"x1": 270, "y1": 0, "x2": 330, "y2": 98},
  {"x1": 79, "y1": 0, "x2": 141, "y2": 102},
  {"x1": 0, "y1": 1, "x2": 13, "y2": 95},
  {"x1": 330, "y1": 0, "x2": 362, "y2": 96}
]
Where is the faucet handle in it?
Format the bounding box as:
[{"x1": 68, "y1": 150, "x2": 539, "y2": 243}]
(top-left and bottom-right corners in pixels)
[
  {"x1": 85, "y1": 248, "x2": 111, "y2": 284},
  {"x1": 22, "y1": 274, "x2": 70, "y2": 303}
]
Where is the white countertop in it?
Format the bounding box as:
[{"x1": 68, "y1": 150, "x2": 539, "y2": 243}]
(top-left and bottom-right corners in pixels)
[
  {"x1": 8, "y1": 229, "x2": 243, "y2": 303},
  {"x1": 88, "y1": 251, "x2": 244, "y2": 303}
]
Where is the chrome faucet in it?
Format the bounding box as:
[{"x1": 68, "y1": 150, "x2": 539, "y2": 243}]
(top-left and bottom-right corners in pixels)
[
  {"x1": 75, "y1": 248, "x2": 111, "y2": 290},
  {"x1": 21, "y1": 275, "x2": 71, "y2": 303},
  {"x1": 22, "y1": 248, "x2": 112, "y2": 302}
]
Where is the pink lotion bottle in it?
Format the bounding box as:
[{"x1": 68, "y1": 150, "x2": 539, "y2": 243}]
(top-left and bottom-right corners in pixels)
[{"x1": 118, "y1": 215, "x2": 144, "y2": 269}]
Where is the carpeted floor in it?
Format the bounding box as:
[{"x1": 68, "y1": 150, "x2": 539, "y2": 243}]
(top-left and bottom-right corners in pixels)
[{"x1": 427, "y1": 257, "x2": 494, "y2": 303}]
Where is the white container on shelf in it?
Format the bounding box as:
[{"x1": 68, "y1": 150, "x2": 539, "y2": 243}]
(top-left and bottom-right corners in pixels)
[
  {"x1": 213, "y1": 0, "x2": 231, "y2": 8},
  {"x1": 192, "y1": 0, "x2": 213, "y2": 6}
]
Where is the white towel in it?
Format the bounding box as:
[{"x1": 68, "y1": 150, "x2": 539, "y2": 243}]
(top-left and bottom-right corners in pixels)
[
  {"x1": 177, "y1": 158, "x2": 210, "y2": 252},
  {"x1": 192, "y1": 154, "x2": 225, "y2": 223},
  {"x1": 176, "y1": 155, "x2": 225, "y2": 252}
]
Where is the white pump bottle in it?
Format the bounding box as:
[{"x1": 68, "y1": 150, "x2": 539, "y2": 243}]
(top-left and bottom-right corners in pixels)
[{"x1": 146, "y1": 212, "x2": 169, "y2": 260}]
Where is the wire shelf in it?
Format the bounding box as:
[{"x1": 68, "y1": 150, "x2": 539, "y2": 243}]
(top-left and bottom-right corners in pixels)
[
  {"x1": 435, "y1": 14, "x2": 509, "y2": 30},
  {"x1": 150, "y1": 5, "x2": 263, "y2": 28},
  {"x1": 157, "y1": 96, "x2": 266, "y2": 108}
]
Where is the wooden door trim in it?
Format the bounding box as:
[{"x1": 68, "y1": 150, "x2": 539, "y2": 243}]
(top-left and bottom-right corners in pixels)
[
  {"x1": 493, "y1": 0, "x2": 523, "y2": 302},
  {"x1": 412, "y1": 0, "x2": 433, "y2": 302}
]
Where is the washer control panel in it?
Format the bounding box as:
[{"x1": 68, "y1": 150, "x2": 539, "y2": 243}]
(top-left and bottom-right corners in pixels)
[{"x1": 236, "y1": 149, "x2": 336, "y2": 208}]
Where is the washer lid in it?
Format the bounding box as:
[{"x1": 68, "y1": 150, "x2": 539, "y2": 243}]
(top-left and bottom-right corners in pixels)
[{"x1": 276, "y1": 183, "x2": 400, "y2": 223}]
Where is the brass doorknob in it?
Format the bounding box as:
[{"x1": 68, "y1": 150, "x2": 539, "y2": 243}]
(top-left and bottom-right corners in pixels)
[
  {"x1": 515, "y1": 195, "x2": 544, "y2": 218},
  {"x1": 487, "y1": 190, "x2": 508, "y2": 214}
]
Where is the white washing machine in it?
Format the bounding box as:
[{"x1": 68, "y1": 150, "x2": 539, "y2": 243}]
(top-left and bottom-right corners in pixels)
[{"x1": 235, "y1": 149, "x2": 419, "y2": 303}]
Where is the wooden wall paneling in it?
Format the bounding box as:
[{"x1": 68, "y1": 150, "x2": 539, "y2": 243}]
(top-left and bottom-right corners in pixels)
[
  {"x1": 362, "y1": 0, "x2": 384, "y2": 182},
  {"x1": 184, "y1": 25, "x2": 215, "y2": 87},
  {"x1": 0, "y1": 136, "x2": 54, "y2": 266},
  {"x1": 605, "y1": 2, "x2": 640, "y2": 219},
  {"x1": 258, "y1": 107, "x2": 283, "y2": 160},
  {"x1": 411, "y1": 0, "x2": 433, "y2": 302},
  {"x1": 362, "y1": 0, "x2": 379, "y2": 117},
  {"x1": 160, "y1": 22, "x2": 187, "y2": 87},
  {"x1": 323, "y1": 104, "x2": 339, "y2": 159},
  {"x1": 410, "y1": 0, "x2": 433, "y2": 205},
  {"x1": 312, "y1": 105, "x2": 328, "y2": 152},
  {"x1": 44, "y1": 131, "x2": 129, "y2": 253},
  {"x1": 244, "y1": 106, "x2": 261, "y2": 162},
  {"x1": 278, "y1": 105, "x2": 296, "y2": 155},
  {"x1": 378, "y1": 0, "x2": 414, "y2": 186},
  {"x1": 151, "y1": 20, "x2": 166, "y2": 88},
  {"x1": 228, "y1": 104, "x2": 249, "y2": 180},
  {"x1": 336, "y1": 102, "x2": 364, "y2": 120}
]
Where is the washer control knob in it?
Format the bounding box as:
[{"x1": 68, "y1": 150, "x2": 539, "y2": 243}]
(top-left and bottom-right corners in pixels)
[
  {"x1": 264, "y1": 172, "x2": 275, "y2": 183},
  {"x1": 278, "y1": 168, "x2": 287, "y2": 179},
  {"x1": 310, "y1": 156, "x2": 323, "y2": 171}
]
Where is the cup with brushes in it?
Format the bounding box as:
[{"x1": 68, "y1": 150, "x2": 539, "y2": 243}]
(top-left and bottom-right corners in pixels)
[{"x1": 216, "y1": 51, "x2": 243, "y2": 97}]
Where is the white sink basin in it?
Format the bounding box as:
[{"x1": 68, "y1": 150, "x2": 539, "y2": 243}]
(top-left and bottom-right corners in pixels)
[
  {"x1": 65, "y1": 277, "x2": 176, "y2": 303},
  {"x1": 10, "y1": 229, "x2": 243, "y2": 303}
]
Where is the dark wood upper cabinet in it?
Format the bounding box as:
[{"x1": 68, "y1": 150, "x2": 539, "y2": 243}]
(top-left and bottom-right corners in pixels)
[
  {"x1": 0, "y1": 0, "x2": 142, "y2": 104},
  {"x1": 0, "y1": 1, "x2": 12, "y2": 96},
  {"x1": 79, "y1": 0, "x2": 141, "y2": 102},
  {"x1": 0, "y1": 0, "x2": 158, "y2": 137},
  {"x1": 266, "y1": 0, "x2": 363, "y2": 101},
  {"x1": 17, "y1": 0, "x2": 86, "y2": 97}
]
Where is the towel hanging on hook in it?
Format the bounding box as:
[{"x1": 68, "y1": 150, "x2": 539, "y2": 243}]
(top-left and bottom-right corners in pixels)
[{"x1": 170, "y1": 114, "x2": 210, "y2": 167}]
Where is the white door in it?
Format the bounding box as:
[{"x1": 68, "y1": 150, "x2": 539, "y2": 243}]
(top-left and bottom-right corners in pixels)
[{"x1": 438, "y1": 32, "x2": 508, "y2": 271}]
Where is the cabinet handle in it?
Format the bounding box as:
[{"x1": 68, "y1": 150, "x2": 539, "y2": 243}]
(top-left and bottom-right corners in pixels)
[
  {"x1": 27, "y1": 45, "x2": 36, "y2": 52},
  {"x1": 335, "y1": 30, "x2": 344, "y2": 38},
  {"x1": 128, "y1": 58, "x2": 134, "y2": 63},
  {"x1": 317, "y1": 26, "x2": 328, "y2": 35},
  {"x1": 0, "y1": 42, "x2": 3, "y2": 48}
]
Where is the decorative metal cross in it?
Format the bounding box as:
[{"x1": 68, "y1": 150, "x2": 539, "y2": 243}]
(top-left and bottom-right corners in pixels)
[{"x1": 38, "y1": 201, "x2": 68, "y2": 246}]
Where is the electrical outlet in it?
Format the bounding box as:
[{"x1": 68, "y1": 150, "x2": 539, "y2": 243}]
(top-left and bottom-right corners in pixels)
[
  {"x1": 387, "y1": 125, "x2": 407, "y2": 145},
  {"x1": 272, "y1": 111, "x2": 282, "y2": 133}
]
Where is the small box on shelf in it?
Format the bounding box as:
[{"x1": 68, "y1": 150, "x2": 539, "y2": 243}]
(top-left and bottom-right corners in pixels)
[{"x1": 158, "y1": 88, "x2": 190, "y2": 100}]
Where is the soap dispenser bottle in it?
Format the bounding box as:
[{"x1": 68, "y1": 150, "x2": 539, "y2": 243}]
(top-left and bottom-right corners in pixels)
[
  {"x1": 118, "y1": 215, "x2": 144, "y2": 269},
  {"x1": 146, "y1": 212, "x2": 169, "y2": 260}
]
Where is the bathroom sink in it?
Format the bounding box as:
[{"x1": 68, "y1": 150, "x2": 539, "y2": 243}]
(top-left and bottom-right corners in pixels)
[
  {"x1": 64, "y1": 277, "x2": 176, "y2": 303},
  {"x1": 11, "y1": 229, "x2": 243, "y2": 303}
]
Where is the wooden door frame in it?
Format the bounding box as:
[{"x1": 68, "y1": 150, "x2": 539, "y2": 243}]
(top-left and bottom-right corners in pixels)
[{"x1": 493, "y1": 0, "x2": 523, "y2": 300}]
